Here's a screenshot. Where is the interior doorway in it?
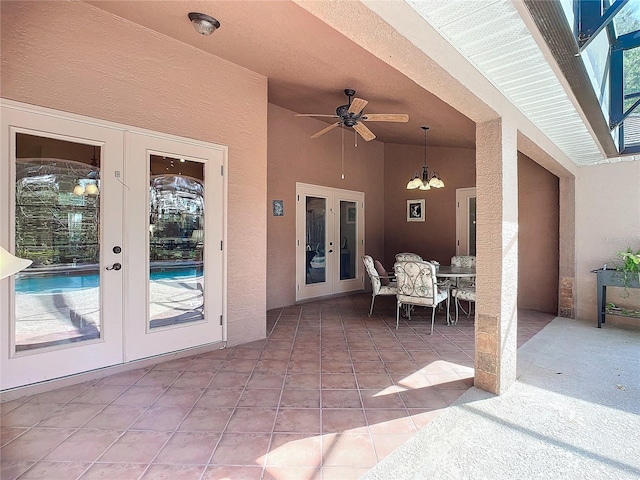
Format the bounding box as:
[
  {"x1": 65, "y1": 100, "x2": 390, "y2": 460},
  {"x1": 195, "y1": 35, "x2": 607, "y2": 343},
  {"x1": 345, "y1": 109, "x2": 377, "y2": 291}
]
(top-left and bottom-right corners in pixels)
[{"x1": 456, "y1": 187, "x2": 477, "y2": 256}]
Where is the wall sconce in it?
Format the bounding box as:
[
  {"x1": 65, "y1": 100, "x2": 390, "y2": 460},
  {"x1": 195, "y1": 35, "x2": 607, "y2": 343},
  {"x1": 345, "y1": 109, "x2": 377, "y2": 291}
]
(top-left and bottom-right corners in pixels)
[
  {"x1": 188, "y1": 12, "x2": 221, "y2": 36},
  {"x1": 406, "y1": 126, "x2": 445, "y2": 190}
]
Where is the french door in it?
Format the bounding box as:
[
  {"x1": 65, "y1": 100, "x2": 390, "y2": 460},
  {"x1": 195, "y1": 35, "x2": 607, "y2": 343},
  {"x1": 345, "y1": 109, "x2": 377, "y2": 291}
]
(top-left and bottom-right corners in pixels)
[
  {"x1": 1, "y1": 105, "x2": 125, "y2": 389},
  {"x1": 124, "y1": 132, "x2": 224, "y2": 361},
  {"x1": 296, "y1": 183, "x2": 364, "y2": 301},
  {"x1": 456, "y1": 187, "x2": 477, "y2": 256},
  {"x1": 1, "y1": 102, "x2": 225, "y2": 390}
]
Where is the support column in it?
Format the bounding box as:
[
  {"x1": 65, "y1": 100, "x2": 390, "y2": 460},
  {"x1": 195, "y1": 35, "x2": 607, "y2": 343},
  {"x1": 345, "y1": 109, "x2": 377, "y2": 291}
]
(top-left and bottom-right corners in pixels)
[
  {"x1": 558, "y1": 176, "x2": 576, "y2": 318},
  {"x1": 475, "y1": 118, "x2": 518, "y2": 395}
]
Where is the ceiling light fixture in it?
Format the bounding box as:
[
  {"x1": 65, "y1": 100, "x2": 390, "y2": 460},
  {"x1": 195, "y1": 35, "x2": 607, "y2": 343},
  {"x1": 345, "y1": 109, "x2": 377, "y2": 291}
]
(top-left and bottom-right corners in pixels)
[
  {"x1": 188, "y1": 12, "x2": 221, "y2": 36},
  {"x1": 406, "y1": 126, "x2": 445, "y2": 190}
]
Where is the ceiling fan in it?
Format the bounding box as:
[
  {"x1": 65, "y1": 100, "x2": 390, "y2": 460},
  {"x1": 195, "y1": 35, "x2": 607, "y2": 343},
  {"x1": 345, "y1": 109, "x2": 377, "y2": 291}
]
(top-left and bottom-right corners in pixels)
[{"x1": 296, "y1": 89, "x2": 409, "y2": 141}]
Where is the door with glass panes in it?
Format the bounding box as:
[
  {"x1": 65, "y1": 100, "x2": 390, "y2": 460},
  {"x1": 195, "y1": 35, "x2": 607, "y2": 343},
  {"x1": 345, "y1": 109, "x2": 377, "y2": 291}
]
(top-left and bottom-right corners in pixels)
[
  {"x1": 1, "y1": 102, "x2": 225, "y2": 390},
  {"x1": 296, "y1": 183, "x2": 364, "y2": 301}
]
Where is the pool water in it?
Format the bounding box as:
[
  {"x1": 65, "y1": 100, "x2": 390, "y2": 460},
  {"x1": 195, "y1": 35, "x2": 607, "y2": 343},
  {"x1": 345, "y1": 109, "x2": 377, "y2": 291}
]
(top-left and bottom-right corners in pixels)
[{"x1": 15, "y1": 267, "x2": 201, "y2": 294}]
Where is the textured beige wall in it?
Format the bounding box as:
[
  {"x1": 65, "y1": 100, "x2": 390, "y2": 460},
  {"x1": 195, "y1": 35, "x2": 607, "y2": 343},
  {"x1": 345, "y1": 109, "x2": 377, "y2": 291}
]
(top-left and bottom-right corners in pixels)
[
  {"x1": 518, "y1": 153, "x2": 560, "y2": 313},
  {"x1": 383, "y1": 143, "x2": 476, "y2": 267},
  {"x1": 267, "y1": 104, "x2": 385, "y2": 310},
  {"x1": 576, "y1": 160, "x2": 640, "y2": 324},
  {"x1": 1, "y1": 1, "x2": 268, "y2": 345}
]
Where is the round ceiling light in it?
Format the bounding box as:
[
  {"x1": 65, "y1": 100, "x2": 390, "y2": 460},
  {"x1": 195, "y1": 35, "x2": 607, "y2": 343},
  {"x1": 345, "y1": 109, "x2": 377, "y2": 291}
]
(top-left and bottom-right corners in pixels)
[{"x1": 188, "y1": 12, "x2": 221, "y2": 36}]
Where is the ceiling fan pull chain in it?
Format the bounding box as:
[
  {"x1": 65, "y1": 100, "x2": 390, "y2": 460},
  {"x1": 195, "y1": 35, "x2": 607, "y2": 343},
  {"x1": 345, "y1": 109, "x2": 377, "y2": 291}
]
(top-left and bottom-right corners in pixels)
[
  {"x1": 354, "y1": 128, "x2": 358, "y2": 148},
  {"x1": 341, "y1": 125, "x2": 345, "y2": 180}
]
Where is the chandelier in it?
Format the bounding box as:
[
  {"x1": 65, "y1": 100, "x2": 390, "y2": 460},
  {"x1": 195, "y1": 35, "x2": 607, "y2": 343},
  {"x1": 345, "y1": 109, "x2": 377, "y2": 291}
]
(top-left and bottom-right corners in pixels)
[{"x1": 406, "y1": 126, "x2": 445, "y2": 190}]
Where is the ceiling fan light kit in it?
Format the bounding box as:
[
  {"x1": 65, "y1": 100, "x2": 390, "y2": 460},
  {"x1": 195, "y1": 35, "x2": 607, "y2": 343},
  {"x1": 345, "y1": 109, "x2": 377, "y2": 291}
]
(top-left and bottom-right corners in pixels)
[
  {"x1": 188, "y1": 12, "x2": 221, "y2": 36},
  {"x1": 406, "y1": 126, "x2": 445, "y2": 191},
  {"x1": 296, "y1": 89, "x2": 409, "y2": 142}
]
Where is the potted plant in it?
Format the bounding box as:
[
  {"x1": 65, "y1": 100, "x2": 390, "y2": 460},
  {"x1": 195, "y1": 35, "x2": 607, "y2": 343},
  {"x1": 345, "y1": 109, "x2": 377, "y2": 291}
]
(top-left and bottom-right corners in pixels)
[{"x1": 616, "y1": 248, "x2": 640, "y2": 285}]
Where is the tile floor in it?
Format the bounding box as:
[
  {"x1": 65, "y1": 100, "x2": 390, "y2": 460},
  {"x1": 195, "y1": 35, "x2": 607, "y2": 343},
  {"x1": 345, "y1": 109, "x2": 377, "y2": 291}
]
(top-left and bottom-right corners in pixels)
[{"x1": 1, "y1": 293, "x2": 553, "y2": 480}]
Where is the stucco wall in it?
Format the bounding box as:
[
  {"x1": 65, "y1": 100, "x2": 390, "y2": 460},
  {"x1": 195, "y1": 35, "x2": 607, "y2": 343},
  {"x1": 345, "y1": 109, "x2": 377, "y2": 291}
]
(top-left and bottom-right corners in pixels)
[
  {"x1": 383, "y1": 143, "x2": 476, "y2": 267},
  {"x1": 267, "y1": 104, "x2": 385, "y2": 310},
  {"x1": 1, "y1": 1, "x2": 268, "y2": 345},
  {"x1": 518, "y1": 153, "x2": 559, "y2": 313},
  {"x1": 576, "y1": 160, "x2": 640, "y2": 324}
]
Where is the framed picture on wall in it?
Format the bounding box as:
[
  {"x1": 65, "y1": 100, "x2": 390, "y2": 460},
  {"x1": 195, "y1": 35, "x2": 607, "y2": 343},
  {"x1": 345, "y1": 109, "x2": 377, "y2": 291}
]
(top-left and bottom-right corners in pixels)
[
  {"x1": 346, "y1": 205, "x2": 357, "y2": 224},
  {"x1": 407, "y1": 199, "x2": 425, "y2": 222}
]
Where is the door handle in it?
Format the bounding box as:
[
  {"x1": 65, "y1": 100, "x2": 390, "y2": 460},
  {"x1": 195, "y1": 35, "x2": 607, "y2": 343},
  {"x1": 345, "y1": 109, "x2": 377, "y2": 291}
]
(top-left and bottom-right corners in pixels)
[{"x1": 106, "y1": 262, "x2": 122, "y2": 271}]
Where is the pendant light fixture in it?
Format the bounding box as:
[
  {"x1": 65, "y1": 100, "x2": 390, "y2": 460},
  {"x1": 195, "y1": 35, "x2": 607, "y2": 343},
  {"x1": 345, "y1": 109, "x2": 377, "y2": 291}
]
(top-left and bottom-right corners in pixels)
[{"x1": 406, "y1": 126, "x2": 445, "y2": 190}]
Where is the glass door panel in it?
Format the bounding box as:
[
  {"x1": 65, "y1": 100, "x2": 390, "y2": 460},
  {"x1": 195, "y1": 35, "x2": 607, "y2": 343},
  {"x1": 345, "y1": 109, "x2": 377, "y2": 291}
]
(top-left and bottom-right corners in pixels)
[
  {"x1": 305, "y1": 196, "x2": 326, "y2": 285},
  {"x1": 149, "y1": 156, "x2": 205, "y2": 328},
  {"x1": 14, "y1": 134, "x2": 102, "y2": 351},
  {"x1": 340, "y1": 200, "x2": 357, "y2": 280}
]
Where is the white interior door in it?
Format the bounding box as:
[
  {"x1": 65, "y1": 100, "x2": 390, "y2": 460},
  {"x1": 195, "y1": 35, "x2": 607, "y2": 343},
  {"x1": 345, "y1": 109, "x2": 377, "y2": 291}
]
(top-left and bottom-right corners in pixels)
[
  {"x1": 124, "y1": 132, "x2": 225, "y2": 361},
  {"x1": 456, "y1": 187, "x2": 477, "y2": 256},
  {"x1": 296, "y1": 183, "x2": 364, "y2": 301},
  {"x1": 1, "y1": 104, "x2": 125, "y2": 390}
]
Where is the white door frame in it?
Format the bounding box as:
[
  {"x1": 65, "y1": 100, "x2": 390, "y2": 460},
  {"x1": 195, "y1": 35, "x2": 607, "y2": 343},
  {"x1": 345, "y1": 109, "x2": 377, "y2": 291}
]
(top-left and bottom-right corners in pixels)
[
  {"x1": 296, "y1": 182, "x2": 364, "y2": 302},
  {"x1": 456, "y1": 187, "x2": 477, "y2": 256}
]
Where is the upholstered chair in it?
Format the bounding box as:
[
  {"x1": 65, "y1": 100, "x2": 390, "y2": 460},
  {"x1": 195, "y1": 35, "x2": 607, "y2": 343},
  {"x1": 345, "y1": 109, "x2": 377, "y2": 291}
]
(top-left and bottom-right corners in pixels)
[
  {"x1": 395, "y1": 252, "x2": 423, "y2": 262},
  {"x1": 362, "y1": 255, "x2": 397, "y2": 317}
]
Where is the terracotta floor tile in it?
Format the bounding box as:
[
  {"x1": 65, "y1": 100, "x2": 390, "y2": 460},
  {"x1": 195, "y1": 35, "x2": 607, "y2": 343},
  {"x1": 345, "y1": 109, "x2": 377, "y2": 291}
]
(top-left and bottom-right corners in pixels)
[
  {"x1": 285, "y1": 373, "x2": 320, "y2": 390},
  {"x1": 98, "y1": 430, "x2": 171, "y2": 463},
  {"x1": 178, "y1": 407, "x2": 233, "y2": 432},
  {"x1": 321, "y1": 389, "x2": 362, "y2": 409},
  {"x1": 321, "y1": 409, "x2": 368, "y2": 434},
  {"x1": 360, "y1": 389, "x2": 405, "y2": 409},
  {"x1": 321, "y1": 465, "x2": 370, "y2": 480},
  {"x1": 152, "y1": 387, "x2": 204, "y2": 408},
  {"x1": 237, "y1": 388, "x2": 282, "y2": 407},
  {"x1": 79, "y1": 462, "x2": 147, "y2": 479},
  {"x1": 274, "y1": 408, "x2": 321, "y2": 434},
  {"x1": 245, "y1": 372, "x2": 286, "y2": 389},
  {"x1": 370, "y1": 432, "x2": 415, "y2": 460},
  {"x1": 197, "y1": 389, "x2": 243, "y2": 408},
  {"x1": 265, "y1": 433, "x2": 322, "y2": 466},
  {"x1": 112, "y1": 386, "x2": 165, "y2": 406},
  {"x1": 263, "y1": 465, "x2": 322, "y2": 480},
  {"x1": 0, "y1": 403, "x2": 63, "y2": 428},
  {"x1": 83, "y1": 404, "x2": 146, "y2": 430},
  {"x1": 208, "y1": 432, "x2": 271, "y2": 466},
  {"x1": 135, "y1": 370, "x2": 182, "y2": 388},
  {"x1": 142, "y1": 464, "x2": 206, "y2": 479},
  {"x1": 154, "y1": 431, "x2": 220, "y2": 464},
  {"x1": 43, "y1": 428, "x2": 123, "y2": 462},
  {"x1": 0, "y1": 460, "x2": 33, "y2": 480},
  {"x1": 37, "y1": 403, "x2": 105, "y2": 428},
  {"x1": 279, "y1": 389, "x2": 321, "y2": 408},
  {"x1": 365, "y1": 409, "x2": 417, "y2": 434},
  {"x1": 321, "y1": 432, "x2": 377, "y2": 467},
  {"x1": 0, "y1": 427, "x2": 76, "y2": 462},
  {"x1": 0, "y1": 427, "x2": 28, "y2": 447},
  {"x1": 225, "y1": 407, "x2": 277, "y2": 433},
  {"x1": 69, "y1": 385, "x2": 129, "y2": 405},
  {"x1": 171, "y1": 371, "x2": 216, "y2": 388},
  {"x1": 202, "y1": 465, "x2": 264, "y2": 479},
  {"x1": 17, "y1": 461, "x2": 91, "y2": 479},
  {"x1": 321, "y1": 373, "x2": 357, "y2": 390},
  {"x1": 129, "y1": 406, "x2": 191, "y2": 431}
]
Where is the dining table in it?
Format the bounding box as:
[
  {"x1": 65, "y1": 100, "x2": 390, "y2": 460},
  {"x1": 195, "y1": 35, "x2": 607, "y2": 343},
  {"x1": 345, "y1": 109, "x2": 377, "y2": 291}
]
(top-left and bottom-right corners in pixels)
[{"x1": 436, "y1": 265, "x2": 476, "y2": 324}]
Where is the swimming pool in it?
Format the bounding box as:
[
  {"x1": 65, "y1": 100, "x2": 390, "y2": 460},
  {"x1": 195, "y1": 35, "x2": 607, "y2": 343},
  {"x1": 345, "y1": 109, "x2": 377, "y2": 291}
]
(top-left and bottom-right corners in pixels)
[{"x1": 15, "y1": 266, "x2": 202, "y2": 294}]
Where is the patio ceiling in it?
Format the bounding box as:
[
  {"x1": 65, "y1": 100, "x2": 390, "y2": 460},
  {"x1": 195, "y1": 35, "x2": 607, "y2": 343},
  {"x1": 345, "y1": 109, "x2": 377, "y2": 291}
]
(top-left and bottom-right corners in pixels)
[{"x1": 85, "y1": 0, "x2": 634, "y2": 167}]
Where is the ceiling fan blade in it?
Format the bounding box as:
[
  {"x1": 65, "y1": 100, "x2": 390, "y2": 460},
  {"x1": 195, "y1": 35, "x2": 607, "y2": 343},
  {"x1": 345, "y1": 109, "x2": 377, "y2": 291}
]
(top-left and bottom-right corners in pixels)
[
  {"x1": 311, "y1": 122, "x2": 341, "y2": 139},
  {"x1": 295, "y1": 114, "x2": 339, "y2": 118},
  {"x1": 348, "y1": 98, "x2": 368, "y2": 115},
  {"x1": 353, "y1": 122, "x2": 376, "y2": 141},
  {"x1": 362, "y1": 113, "x2": 409, "y2": 122}
]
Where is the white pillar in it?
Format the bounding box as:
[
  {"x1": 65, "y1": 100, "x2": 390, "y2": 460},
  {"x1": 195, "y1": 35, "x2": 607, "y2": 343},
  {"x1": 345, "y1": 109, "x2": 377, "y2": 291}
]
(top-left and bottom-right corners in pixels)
[{"x1": 475, "y1": 118, "x2": 518, "y2": 394}]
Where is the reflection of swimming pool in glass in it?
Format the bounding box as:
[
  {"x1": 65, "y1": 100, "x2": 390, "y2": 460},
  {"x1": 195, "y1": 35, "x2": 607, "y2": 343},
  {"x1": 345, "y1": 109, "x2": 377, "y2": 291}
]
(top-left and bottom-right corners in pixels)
[{"x1": 15, "y1": 267, "x2": 202, "y2": 294}]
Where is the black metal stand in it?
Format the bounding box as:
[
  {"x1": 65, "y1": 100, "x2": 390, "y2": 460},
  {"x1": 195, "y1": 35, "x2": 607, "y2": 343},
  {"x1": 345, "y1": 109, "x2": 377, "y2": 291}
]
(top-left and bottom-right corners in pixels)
[{"x1": 592, "y1": 269, "x2": 640, "y2": 328}]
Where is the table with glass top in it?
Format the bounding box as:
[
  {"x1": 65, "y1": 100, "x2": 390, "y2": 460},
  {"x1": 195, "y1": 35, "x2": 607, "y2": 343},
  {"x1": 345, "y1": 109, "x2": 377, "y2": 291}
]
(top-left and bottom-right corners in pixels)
[{"x1": 436, "y1": 266, "x2": 476, "y2": 324}]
